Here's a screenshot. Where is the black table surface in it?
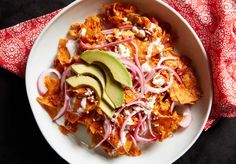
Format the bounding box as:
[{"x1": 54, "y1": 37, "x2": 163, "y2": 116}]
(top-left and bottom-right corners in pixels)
[{"x1": 0, "y1": 1, "x2": 236, "y2": 164}]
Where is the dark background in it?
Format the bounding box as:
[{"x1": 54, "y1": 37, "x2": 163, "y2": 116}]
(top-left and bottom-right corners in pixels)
[{"x1": 0, "y1": 0, "x2": 236, "y2": 163}]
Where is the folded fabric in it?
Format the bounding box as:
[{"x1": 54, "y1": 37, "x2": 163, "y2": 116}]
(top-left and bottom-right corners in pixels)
[{"x1": 0, "y1": 0, "x2": 235, "y2": 130}]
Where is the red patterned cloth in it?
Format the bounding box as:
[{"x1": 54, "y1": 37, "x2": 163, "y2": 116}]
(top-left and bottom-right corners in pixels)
[{"x1": 0, "y1": 1, "x2": 235, "y2": 130}]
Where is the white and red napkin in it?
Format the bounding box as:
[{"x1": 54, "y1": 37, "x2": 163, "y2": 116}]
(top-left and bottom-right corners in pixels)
[{"x1": 0, "y1": 0, "x2": 235, "y2": 130}]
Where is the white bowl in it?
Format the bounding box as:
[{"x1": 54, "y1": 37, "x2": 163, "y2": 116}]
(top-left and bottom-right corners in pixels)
[{"x1": 25, "y1": 0, "x2": 213, "y2": 163}]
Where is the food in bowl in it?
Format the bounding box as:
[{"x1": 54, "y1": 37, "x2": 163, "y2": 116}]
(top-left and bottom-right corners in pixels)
[{"x1": 36, "y1": 2, "x2": 200, "y2": 156}]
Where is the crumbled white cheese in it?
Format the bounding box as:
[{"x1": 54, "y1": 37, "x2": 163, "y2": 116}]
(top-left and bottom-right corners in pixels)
[
  {"x1": 143, "y1": 108, "x2": 152, "y2": 115},
  {"x1": 148, "y1": 23, "x2": 156, "y2": 33},
  {"x1": 110, "y1": 141, "x2": 122, "y2": 155},
  {"x1": 117, "y1": 44, "x2": 130, "y2": 57},
  {"x1": 117, "y1": 141, "x2": 122, "y2": 148},
  {"x1": 146, "y1": 38, "x2": 164, "y2": 60},
  {"x1": 153, "y1": 38, "x2": 164, "y2": 51},
  {"x1": 146, "y1": 94, "x2": 157, "y2": 109},
  {"x1": 127, "y1": 118, "x2": 135, "y2": 125},
  {"x1": 111, "y1": 117, "x2": 116, "y2": 123},
  {"x1": 81, "y1": 97, "x2": 87, "y2": 109},
  {"x1": 121, "y1": 131, "x2": 128, "y2": 143},
  {"x1": 90, "y1": 95, "x2": 95, "y2": 102},
  {"x1": 124, "y1": 110, "x2": 131, "y2": 116},
  {"x1": 142, "y1": 62, "x2": 152, "y2": 72},
  {"x1": 152, "y1": 76, "x2": 165, "y2": 86},
  {"x1": 132, "y1": 26, "x2": 146, "y2": 38},
  {"x1": 123, "y1": 17, "x2": 128, "y2": 21},
  {"x1": 84, "y1": 88, "x2": 93, "y2": 96},
  {"x1": 132, "y1": 26, "x2": 139, "y2": 33},
  {"x1": 147, "y1": 43, "x2": 154, "y2": 59},
  {"x1": 136, "y1": 29, "x2": 146, "y2": 38},
  {"x1": 154, "y1": 123, "x2": 159, "y2": 127},
  {"x1": 66, "y1": 40, "x2": 77, "y2": 56},
  {"x1": 77, "y1": 107, "x2": 84, "y2": 114},
  {"x1": 80, "y1": 28, "x2": 86, "y2": 37}
]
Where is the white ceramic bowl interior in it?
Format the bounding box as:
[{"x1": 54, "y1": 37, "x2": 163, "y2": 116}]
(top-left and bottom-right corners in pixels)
[{"x1": 26, "y1": 0, "x2": 213, "y2": 163}]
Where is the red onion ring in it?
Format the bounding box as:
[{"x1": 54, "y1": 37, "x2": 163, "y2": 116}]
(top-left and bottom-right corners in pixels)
[
  {"x1": 145, "y1": 66, "x2": 182, "y2": 91},
  {"x1": 130, "y1": 41, "x2": 141, "y2": 69},
  {"x1": 133, "y1": 79, "x2": 140, "y2": 88},
  {"x1": 130, "y1": 134, "x2": 138, "y2": 147},
  {"x1": 120, "y1": 110, "x2": 139, "y2": 145},
  {"x1": 121, "y1": 60, "x2": 145, "y2": 95},
  {"x1": 79, "y1": 38, "x2": 132, "y2": 50},
  {"x1": 60, "y1": 66, "x2": 72, "y2": 92},
  {"x1": 152, "y1": 65, "x2": 182, "y2": 84},
  {"x1": 130, "y1": 41, "x2": 146, "y2": 94},
  {"x1": 102, "y1": 25, "x2": 133, "y2": 35},
  {"x1": 53, "y1": 82, "x2": 70, "y2": 121},
  {"x1": 157, "y1": 56, "x2": 177, "y2": 67},
  {"x1": 93, "y1": 116, "x2": 112, "y2": 149},
  {"x1": 139, "y1": 113, "x2": 148, "y2": 136},
  {"x1": 157, "y1": 65, "x2": 182, "y2": 83},
  {"x1": 53, "y1": 95, "x2": 70, "y2": 121},
  {"x1": 133, "y1": 115, "x2": 157, "y2": 143},
  {"x1": 144, "y1": 71, "x2": 156, "y2": 82},
  {"x1": 37, "y1": 68, "x2": 61, "y2": 95},
  {"x1": 147, "y1": 114, "x2": 156, "y2": 137},
  {"x1": 145, "y1": 72, "x2": 174, "y2": 94},
  {"x1": 114, "y1": 100, "x2": 149, "y2": 121}
]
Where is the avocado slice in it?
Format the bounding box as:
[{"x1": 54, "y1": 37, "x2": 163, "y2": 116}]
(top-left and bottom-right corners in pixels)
[
  {"x1": 66, "y1": 75, "x2": 102, "y2": 97},
  {"x1": 66, "y1": 75, "x2": 114, "y2": 118},
  {"x1": 100, "y1": 65, "x2": 125, "y2": 108},
  {"x1": 80, "y1": 50, "x2": 132, "y2": 88},
  {"x1": 71, "y1": 64, "x2": 115, "y2": 109},
  {"x1": 99, "y1": 101, "x2": 115, "y2": 119}
]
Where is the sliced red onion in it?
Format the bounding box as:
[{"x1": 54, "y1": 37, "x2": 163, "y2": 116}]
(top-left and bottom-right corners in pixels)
[
  {"x1": 121, "y1": 60, "x2": 145, "y2": 95},
  {"x1": 133, "y1": 115, "x2": 157, "y2": 143},
  {"x1": 144, "y1": 71, "x2": 156, "y2": 82},
  {"x1": 147, "y1": 114, "x2": 156, "y2": 137},
  {"x1": 145, "y1": 72, "x2": 174, "y2": 94},
  {"x1": 60, "y1": 67, "x2": 72, "y2": 92},
  {"x1": 53, "y1": 83, "x2": 70, "y2": 121},
  {"x1": 79, "y1": 38, "x2": 132, "y2": 50},
  {"x1": 120, "y1": 110, "x2": 139, "y2": 145},
  {"x1": 157, "y1": 56, "x2": 177, "y2": 67},
  {"x1": 139, "y1": 113, "x2": 148, "y2": 136},
  {"x1": 130, "y1": 41, "x2": 141, "y2": 68},
  {"x1": 130, "y1": 134, "x2": 137, "y2": 147},
  {"x1": 53, "y1": 95, "x2": 70, "y2": 121},
  {"x1": 154, "y1": 65, "x2": 182, "y2": 84},
  {"x1": 102, "y1": 25, "x2": 133, "y2": 35},
  {"x1": 133, "y1": 79, "x2": 140, "y2": 88},
  {"x1": 114, "y1": 100, "x2": 149, "y2": 121},
  {"x1": 37, "y1": 68, "x2": 61, "y2": 95},
  {"x1": 69, "y1": 96, "x2": 76, "y2": 111},
  {"x1": 179, "y1": 106, "x2": 192, "y2": 128},
  {"x1": 93, "y1": 116, "x2": 112, "y2": 149},
  {"x1": 130, "y1": 41, "x2": 146, "y2": 94},
  {"x1": 124, "y1": 64, "x2": 137, "y2": 80},
  {"x1": 170, "y1": 102, "x2": 175, "y2": 113}
]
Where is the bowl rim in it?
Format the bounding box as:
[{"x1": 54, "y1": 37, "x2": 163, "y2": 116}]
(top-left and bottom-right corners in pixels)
[{"x1": 25, "y1": 0, "x2": 213, "y2": 163}]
